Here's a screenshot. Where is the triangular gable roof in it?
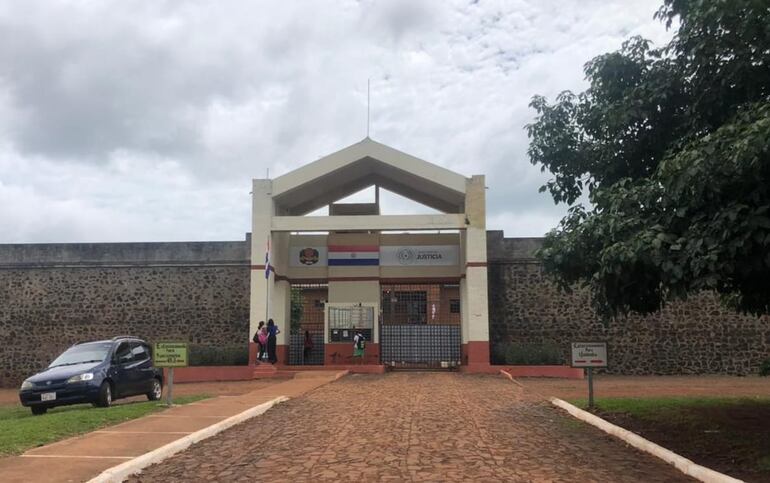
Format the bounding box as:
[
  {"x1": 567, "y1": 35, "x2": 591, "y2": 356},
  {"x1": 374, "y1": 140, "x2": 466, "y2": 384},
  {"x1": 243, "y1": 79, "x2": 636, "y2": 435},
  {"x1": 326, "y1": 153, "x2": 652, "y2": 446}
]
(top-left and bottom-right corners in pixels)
[{"x1": 271, "y1": 138, "x2": 468, "y2": 215}]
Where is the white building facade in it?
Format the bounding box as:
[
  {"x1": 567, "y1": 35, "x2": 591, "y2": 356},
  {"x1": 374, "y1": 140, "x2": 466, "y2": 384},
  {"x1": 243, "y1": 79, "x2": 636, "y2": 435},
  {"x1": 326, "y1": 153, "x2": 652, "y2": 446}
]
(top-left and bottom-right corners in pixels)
[{"x1": 250, "y1": 138, "x2": 490, "y2": 371}]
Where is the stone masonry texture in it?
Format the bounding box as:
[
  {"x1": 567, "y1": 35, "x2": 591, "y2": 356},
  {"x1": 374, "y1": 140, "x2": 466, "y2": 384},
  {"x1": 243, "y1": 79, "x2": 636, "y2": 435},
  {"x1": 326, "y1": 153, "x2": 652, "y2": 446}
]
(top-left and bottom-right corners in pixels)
[
  {"x1": 0, "y1": 231, "x2": 768, "y2": 385},
  {"x1": 487, "y1": 231, "x2": 770, "y2": 375},
  {"x1": 0, "y1": 239, "x2": 251, "y2": 386}
]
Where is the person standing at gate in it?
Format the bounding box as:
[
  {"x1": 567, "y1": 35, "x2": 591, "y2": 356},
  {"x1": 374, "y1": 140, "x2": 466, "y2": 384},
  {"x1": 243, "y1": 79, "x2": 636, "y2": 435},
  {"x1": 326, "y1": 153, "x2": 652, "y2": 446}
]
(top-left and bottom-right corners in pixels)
[
  {"x1": 258, "y1": 321, "x2": 268, "y2": 362},
  {"x1": 303, "y1": 330, "x2": 314, "y2": 363},
  {"x1": 253, "y1": 321, "x2": 267, "y2": 364},
  {"x1": 353, "y1": 329, "x2": 365, "y2": 364},
  {"x1": 266, "y1": 319, "x2": 280, "y2": 364}
]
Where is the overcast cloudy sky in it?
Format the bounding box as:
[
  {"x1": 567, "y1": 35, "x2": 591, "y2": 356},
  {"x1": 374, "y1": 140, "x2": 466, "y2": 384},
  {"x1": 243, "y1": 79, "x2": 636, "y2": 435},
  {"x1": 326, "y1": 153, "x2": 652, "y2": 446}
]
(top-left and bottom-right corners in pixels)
[{"x1": 0, "y1": 0, "x2": 673, "y2": 243}]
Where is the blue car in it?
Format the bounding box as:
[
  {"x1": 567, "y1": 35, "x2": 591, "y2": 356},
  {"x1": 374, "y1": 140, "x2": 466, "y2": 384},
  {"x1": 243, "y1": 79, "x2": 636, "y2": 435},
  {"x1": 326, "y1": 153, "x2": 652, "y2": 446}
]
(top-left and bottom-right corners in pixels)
[{"x1": 19, "y1": 336, "x2": 163, "y2": 415}]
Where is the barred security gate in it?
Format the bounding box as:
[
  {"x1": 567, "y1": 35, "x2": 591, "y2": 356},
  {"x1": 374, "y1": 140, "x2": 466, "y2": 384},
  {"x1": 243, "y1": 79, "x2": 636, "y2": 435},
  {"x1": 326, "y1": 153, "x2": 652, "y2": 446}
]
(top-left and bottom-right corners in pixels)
[
  {"x1": 288, "y1": 283, "x2": 326, "y2": 365},
  {"x1": 380, "y1": 324, "x2": 462, "y2": 368},
  {"x1": 380, "y1": 284, "x2": 462, "y2": 368}
]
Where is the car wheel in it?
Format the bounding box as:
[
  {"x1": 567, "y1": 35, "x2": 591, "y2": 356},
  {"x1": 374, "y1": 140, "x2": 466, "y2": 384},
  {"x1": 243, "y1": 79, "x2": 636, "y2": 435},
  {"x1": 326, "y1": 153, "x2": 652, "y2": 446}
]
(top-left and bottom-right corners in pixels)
[
  {"x1": 31, "y1": 406, "x2": 47, "y2": 416},
  {"x1": 146, "y1": 378, "x2": 162, "y2": 401},
  {"x1": 96, "y1": 381, "x2": 112, "y2": 407}
]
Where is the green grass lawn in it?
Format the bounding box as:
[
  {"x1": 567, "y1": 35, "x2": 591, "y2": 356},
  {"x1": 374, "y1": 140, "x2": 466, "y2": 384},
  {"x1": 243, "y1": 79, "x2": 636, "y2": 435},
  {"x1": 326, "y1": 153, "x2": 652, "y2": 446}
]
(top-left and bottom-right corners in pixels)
[
  {"x1": 0, "y1": 395, "x2": 208, "y2": 456},
  {"x1": 571, "y1": 395, "x2": 769, "y2": 415},
  {"x1": 569, "y1": 396, "x2": 770, "y2": 480}
]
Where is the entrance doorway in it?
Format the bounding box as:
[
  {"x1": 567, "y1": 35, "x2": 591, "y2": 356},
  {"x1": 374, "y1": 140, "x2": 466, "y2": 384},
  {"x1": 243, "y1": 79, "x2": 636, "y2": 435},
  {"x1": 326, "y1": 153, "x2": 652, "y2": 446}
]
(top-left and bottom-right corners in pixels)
[
  {"x1": 288, "y1": 283, "x2": 327, "y2": 365},
  {"x1": 380, "y1": 283, "x2": 462, "y2": 368}
]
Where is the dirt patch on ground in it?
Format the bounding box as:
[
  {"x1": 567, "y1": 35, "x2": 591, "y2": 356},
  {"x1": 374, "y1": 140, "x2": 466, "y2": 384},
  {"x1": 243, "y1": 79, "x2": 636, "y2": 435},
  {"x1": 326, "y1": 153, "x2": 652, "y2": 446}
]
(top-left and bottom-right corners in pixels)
[
  {"x1": 518, "y1": 375, "x2": 770, "y2": 400},
  {"x1": 595, "y1": 402, "x2": 770, "y2": 483}
]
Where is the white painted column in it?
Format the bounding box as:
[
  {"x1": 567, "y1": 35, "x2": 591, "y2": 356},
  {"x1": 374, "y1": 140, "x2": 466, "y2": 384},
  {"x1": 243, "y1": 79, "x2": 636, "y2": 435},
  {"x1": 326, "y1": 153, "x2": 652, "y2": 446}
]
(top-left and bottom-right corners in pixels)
[
  {"x1": 459, "y1": 231, "x2": 470, "y2": 346},
  {"x1": 463, "y1": 175, "x2": 490, "y2": 366},
  {"x1": 250, "y1": 179, "x2": 274, "y2": 340},
  {"x1": 271, "y1": 231, "x2": 290, "y2": 347}
]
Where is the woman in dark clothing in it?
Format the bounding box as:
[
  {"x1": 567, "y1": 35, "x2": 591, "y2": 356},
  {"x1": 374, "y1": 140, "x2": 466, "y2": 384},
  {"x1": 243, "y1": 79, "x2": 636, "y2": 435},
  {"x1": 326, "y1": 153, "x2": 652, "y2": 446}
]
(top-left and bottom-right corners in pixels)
[
  {"x1": 266, "y1": 319, "x2": 280, "y2": 364},
  {"x1": 303, "y1": 330, "x2": 314, "y2": 363}
]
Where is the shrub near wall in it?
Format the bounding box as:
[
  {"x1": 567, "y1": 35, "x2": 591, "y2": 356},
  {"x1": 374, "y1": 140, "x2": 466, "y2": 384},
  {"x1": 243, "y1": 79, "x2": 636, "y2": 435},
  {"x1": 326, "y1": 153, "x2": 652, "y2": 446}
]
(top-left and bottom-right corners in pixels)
[
  {"x1": 760, "y1": 359, "x2": 770, "y2": 377},
  {"x1": 492, "y1": 342, "x2": 564, "y2": 365},
  {"x1": 187, "y1": 345, "x2": 249, "y2": 366}
]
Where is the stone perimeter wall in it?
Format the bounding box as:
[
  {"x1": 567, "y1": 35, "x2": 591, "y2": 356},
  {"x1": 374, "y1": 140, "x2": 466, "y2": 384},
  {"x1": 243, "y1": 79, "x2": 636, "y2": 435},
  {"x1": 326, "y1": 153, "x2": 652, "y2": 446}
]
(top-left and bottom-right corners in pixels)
[
  {"x1": 1, "y1": 232, "x2": 768, "y2": 385},
  {"x1": 487, "y1": 231, "x2": 770, "y2": 375},
  {"x1": 0, "y1": 239, "x2": 251, "y2": 386}
]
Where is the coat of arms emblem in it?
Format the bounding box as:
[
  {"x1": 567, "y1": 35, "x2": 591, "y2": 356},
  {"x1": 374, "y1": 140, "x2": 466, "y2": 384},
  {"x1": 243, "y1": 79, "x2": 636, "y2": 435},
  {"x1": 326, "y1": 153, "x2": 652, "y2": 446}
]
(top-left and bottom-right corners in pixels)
[{"x1": 299, "y1": 248, "x2": 320, "y2": 265}]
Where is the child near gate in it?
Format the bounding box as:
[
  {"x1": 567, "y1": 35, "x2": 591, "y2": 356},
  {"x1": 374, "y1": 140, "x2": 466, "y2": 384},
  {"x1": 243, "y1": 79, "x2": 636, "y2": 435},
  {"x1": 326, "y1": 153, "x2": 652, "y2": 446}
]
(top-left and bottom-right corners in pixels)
[
  {"x1": 353, "y1": 329, "x2": 365, "y2": 364},
  {"x1": 257, "y1": 321, "x2": 268, "y2": 362}
]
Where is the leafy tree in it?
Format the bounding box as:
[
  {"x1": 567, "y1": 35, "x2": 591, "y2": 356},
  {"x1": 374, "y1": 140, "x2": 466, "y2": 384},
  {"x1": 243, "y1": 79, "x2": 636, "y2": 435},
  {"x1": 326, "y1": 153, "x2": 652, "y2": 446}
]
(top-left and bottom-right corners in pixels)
[
  {"x1": 290, "y1": 287, "x2": 304, "y2": 334},
  {"x1": 527, "y1": 0, "x2": 770, "y2": 317}
]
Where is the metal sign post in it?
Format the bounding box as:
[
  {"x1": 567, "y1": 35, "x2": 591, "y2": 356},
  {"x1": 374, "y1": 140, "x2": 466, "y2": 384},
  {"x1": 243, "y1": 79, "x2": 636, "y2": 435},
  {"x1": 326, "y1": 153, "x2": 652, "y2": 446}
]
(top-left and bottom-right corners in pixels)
[
  {"x1": 166, "y1": 367, "x2": 174, "y2": 406},
  {"x1": 153, "y1": 342, "x2": 188, "y2": 407},
  {"x1": 570, "y1": 342, "x2": 608, "y2": 409}
]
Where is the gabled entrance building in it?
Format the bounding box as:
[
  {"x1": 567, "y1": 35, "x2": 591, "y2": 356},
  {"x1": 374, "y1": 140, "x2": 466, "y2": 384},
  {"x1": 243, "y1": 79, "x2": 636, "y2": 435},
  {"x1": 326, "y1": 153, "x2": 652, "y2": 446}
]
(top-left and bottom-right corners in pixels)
[{"x1": 250, "y1": 137, "x2": 491, "y2": 371}]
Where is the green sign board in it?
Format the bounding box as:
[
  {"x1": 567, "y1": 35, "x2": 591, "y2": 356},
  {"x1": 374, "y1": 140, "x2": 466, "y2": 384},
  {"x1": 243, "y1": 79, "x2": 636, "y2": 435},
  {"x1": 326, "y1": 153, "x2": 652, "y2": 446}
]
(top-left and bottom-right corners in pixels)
[{"x1": 154, "y1": 342, "x2": 188, "y2": 367}]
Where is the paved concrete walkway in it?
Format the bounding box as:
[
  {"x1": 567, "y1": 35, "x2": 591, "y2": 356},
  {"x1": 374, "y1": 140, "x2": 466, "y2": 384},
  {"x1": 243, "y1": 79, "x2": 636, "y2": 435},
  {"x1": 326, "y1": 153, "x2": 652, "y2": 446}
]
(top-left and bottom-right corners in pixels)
[
  {"x1": 0, "y1": 371, "x2": 345, "y2": 483},
  {"x1": 128, "y1": 373, "x2": 693, "y2": 482}
]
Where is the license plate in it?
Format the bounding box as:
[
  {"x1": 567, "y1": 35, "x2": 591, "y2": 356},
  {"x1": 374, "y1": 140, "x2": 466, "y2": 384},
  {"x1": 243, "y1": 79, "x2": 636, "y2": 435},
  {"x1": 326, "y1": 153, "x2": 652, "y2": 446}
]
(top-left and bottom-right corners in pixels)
[{"x1": 41, "y1": 392, "x2": 56, "y2": 402}]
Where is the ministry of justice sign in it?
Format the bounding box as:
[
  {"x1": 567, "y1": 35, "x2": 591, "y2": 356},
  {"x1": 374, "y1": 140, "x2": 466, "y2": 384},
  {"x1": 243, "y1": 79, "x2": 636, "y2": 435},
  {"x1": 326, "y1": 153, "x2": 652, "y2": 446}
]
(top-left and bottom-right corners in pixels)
[
  {"x1": 570, "y1": 342, "x2": 608, "y2": 368},
  {"x1": 380, "y1": 245, "x2": 459, "y2": 266}
]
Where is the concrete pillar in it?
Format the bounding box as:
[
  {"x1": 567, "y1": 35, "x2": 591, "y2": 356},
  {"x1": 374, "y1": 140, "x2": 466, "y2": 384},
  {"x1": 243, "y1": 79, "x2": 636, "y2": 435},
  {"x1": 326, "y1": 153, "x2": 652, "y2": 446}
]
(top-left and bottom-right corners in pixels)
[
  {"x1": 271, "y1": 231, "x2": 290, "y2": 349},
  {"x1": 251, "y1": 178, "x2": 294, "y2": 362},
  {"x1": 459, "y1": 277, "x2": 470, "y2": 344},
  {"x1": 459, "y1": 229, "x2": 470, "y2": 347},
  {"x1": 250, "y1": 179, "x2": 273, "y2": 339},
  {"x1": 463, "y1": 175, "x2": 490, "y2": 368}
]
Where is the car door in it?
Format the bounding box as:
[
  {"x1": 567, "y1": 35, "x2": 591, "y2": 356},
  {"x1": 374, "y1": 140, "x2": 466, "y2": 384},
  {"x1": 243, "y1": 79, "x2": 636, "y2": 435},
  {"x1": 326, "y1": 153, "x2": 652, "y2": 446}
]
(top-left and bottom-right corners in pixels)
[
  {"x1": 130, "y1": 342, "x2": 154, "y2": 395},
  {"x1": 112, "y1": 342, "x2": 136, "y2": 397}
]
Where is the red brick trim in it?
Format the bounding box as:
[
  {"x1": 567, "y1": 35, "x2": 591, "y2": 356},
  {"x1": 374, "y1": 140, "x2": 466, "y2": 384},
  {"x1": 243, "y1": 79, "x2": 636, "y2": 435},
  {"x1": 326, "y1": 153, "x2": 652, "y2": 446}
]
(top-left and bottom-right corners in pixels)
[
  {"x1": 246, "y1": 273, "x2": 463, "y2": 284},
  {"x1": 380, "y1": 277, "x2": 462, "y2": 284},
  {"x1": 281, "y1": 278, "x2": 329, "y2": 284},
  {"x1": 465, "y1": 262, "x2": 488, "y2": 268},
  {"x1": 328, "y1": 276, "x2": 380, "y2": 282}
]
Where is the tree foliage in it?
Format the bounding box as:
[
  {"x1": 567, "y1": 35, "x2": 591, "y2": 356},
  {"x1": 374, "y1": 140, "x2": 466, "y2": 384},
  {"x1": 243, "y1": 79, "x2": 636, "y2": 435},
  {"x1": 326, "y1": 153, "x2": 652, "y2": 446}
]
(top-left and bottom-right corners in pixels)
[
  {"x1": 527, "y1": 0, "x2": 770, "y2": 317},
  {"x1": 290, "y1": 287, "x2": 304, "y2": 334}
]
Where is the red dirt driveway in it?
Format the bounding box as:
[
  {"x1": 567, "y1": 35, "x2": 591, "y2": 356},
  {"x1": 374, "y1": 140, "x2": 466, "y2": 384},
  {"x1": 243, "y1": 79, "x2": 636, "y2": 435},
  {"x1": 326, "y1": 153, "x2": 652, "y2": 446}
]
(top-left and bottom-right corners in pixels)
[{"x1": 129, "y1": 373, "x2": 693, "y2": 482}]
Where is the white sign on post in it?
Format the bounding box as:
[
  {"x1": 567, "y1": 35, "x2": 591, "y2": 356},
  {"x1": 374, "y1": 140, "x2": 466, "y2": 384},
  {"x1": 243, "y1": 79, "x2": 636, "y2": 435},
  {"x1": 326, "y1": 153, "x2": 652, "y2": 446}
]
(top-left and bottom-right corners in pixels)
[
  {"x1": 571, "y1": 342, "x2": 607, "y2": 408},
  {"x1": 570, "y1": 342, "x2": 608, "y2": 368}
]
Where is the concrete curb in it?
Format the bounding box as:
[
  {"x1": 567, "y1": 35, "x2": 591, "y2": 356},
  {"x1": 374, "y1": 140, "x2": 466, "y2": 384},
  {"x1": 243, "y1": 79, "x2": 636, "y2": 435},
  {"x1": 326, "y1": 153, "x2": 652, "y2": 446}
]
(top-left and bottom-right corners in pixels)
[
  {"x1": 334, "y1": 370, "x2": 350, "y2": 380},
  {"x1": 499, "y1": 369, "x2": 524, "y2": 387},
  {"x1": 87, "y1": 396, "x2": 289, "y2": 483},
  {"x1": 550, "y1": 397, "x2": 744, "y2": 483}
]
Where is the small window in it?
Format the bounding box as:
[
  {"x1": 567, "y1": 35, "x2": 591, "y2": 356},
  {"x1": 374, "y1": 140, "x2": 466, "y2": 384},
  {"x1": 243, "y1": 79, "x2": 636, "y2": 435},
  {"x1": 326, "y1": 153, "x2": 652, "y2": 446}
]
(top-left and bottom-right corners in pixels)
[
  {"x1": 314, "y1": 299, "x2": 325, "y2": 308},
  {"x1": 114, "y1": 342, "x2": 133, "y2": 363},
  {"x1": 450, "y1": 299, "x2": 461, "y2": 314},
  {"x1": 130, "y1": 342, "x2": 149, "y2": 361}
]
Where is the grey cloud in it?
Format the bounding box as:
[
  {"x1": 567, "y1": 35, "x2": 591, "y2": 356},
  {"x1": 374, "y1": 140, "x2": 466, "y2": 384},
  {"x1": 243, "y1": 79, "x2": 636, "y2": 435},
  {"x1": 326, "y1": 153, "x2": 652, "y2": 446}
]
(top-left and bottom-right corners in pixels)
[{"x1": 0, "y1": 0, "x2": 671, "y2": 243}]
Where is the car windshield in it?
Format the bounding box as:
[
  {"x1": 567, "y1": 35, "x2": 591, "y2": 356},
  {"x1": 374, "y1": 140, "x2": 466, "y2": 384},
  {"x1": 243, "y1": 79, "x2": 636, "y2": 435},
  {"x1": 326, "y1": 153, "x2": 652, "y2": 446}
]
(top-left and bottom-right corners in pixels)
[{"x1": 49, "y1": 342, "x2": 112, "y2": 368}]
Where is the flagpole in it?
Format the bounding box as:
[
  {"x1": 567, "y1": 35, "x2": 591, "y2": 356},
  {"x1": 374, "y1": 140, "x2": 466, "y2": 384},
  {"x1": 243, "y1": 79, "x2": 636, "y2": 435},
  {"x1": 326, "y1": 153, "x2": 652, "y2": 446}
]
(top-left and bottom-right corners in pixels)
[
  {"x1": 265, "y1": 275, "x2": 269, "y2": 322},
  {"x1": 265, "y1": 234, "x2": 270, "y2": 323}
]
